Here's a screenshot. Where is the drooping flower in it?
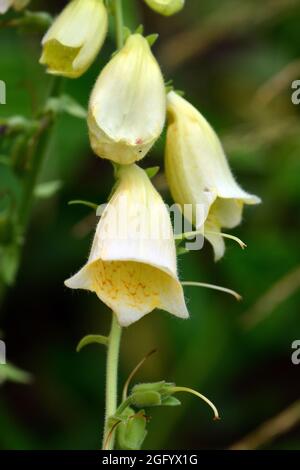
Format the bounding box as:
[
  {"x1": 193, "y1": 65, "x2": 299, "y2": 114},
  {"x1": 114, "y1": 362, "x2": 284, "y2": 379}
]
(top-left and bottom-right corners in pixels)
[
  {"x1": 65, "y1": 164, "x2": 188, "y2": 327},
  {"x1": 88, "y1": 34, "x2": 166, "y2": 165},
  {"x1": 0, "y1": 0, "x2": 29, "y2": 14},
  {"x1": 144, "y1": 0, "x2": 185, "y2": 16},
  {"x1": 165, "y1": 91, "x2": 260, "y2": 260},
  {"x1": 40, "y1": 0, "x2": 108, "y2": 78}
]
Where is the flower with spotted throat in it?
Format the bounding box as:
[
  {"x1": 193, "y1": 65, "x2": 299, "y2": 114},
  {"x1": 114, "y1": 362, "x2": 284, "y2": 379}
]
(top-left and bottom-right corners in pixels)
[
  {"x1": 65, "y1": 164, "x2": 188, "y2": 327},
  {"x1": 165, "y1": 91, "x2": 260, "y2": 260},
  {"x1": 40, "y1": 0, "x2": 108, "y2": 78}
]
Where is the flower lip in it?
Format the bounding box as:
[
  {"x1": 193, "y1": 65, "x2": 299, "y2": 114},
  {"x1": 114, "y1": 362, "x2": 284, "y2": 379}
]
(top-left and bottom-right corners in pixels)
[
  {"x1": 165, "y1": 91, "x2": 261, "y2": 260},
  {"x1": 65, "y1": 258, "x2": 189, "y2": 327},
  {"x1": 65, "y1": 164, "x2": 189, "y2": 326},
  {"x1": 40, "y1": 0, "x2": 108, "y2": 78}
]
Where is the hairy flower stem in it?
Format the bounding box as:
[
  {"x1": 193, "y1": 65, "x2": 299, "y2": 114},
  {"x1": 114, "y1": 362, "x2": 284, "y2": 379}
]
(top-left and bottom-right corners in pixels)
[
  {"x1": 102, "y1": 0, "x2": 124, "y2": 450},
  {"x1": 102, "y1": 313, "x2": 122, "y2": 450}
]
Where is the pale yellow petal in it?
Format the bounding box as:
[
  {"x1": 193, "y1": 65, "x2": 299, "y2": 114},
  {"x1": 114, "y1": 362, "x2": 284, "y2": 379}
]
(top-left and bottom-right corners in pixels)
[
  {"x1": 65, "y1": 164, "x2": 189, "y2": 326},
  {"x1": 40, "y1": 0, "x2": 107, "y2": 78},
  {"x1": 88, "y1": 34, "x2": 166, "y2": 164},
  {"x1": 165, "y1": 91, "x2": 260, "y2": 260}
]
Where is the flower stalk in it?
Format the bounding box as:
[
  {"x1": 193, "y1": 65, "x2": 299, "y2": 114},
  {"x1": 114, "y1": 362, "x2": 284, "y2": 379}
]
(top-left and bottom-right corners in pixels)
[
  {"x1": 102, "y1": 0, "x2": 124, "y2": 451},
  {"x1": 103, "y1": 313, "x2": 122, "y2": 450},
  {"x1": 114, "y1": 0, "x2": 124, "y2": 49}
]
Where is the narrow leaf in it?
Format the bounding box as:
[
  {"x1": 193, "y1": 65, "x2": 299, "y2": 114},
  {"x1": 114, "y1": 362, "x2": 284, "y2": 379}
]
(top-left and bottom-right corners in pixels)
[
  {"x1": 34, "y1": 180, "x2": 62, "y2": 199},
  {"x1": 161, "y1": 396, "x2": 182, "y2": 407},
  {"x1": 146, "y1": 34, "x2": 159, "y2": 46},
  {"x1": 45, "y1": 95, "x2": 87, "y2": 119},
  {"x1": 145, "y1": 166, "x2": 160, "y2": 179},
  {"x1": 0, "y1": 363, "x2": 32, "y2": 386},
  {"x1": 76, "y1": 334, "x2": 108, "y2": 352},
  {"x1": 68, "y1": 200, "x2": 98, "y2": 210},
  {"x1": 135, "y1": 24, "x2": 144, "y2": 35}
]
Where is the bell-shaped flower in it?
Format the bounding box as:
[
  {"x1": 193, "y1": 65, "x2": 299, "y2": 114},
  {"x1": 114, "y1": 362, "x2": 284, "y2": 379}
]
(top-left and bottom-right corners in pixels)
[
  {"x1": 0, "y1": 0, "x2": 29, "y2": 13},
  {"x1": 88, "y1": 34, "x2": 166, "y2": 165},
  {"x1": 39, "y1": 0, "x2": 108, "y2": 78},
  {"x1": 144, "y1": 0, "x2": 185, "y2": 16},
  {"x1": 65, "y1": 164, "x2": 188, "y2": 327},
  {"x1": 165, "y1": 91, "x2": 260, "y2": 260}
]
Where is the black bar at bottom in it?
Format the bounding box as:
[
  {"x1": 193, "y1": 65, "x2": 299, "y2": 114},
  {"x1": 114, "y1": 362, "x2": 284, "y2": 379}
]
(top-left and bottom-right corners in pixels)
[{"x1": 0, "y1": 450, "x2": 299, "y2": 466}]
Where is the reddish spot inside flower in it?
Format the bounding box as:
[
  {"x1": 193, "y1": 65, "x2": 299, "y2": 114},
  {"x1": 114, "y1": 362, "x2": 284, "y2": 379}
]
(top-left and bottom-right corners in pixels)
[{"x1": 135, "y1": 138, "x2": 143, "y2": 145}]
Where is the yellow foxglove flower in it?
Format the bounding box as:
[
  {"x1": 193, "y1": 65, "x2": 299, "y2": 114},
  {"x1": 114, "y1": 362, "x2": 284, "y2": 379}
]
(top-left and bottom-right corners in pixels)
[
  {"x1": 88, "y1": 34, "x2": 166, "y2": 165},
  {"x1": 0, "y1": 0, "x2": 29, "y2": 13},
  {"x1": 165, "y1": 91, "x2": 261, "y2": 261},
  {"x1": 144, "y1": 0, "x2": 185, "y2": 16},
  {"x1": 65, "y1": 164, "x2": 188, "y2": 327},
  {"x1": 40, "y1": 0, "x2": 108, "y2": 78}
]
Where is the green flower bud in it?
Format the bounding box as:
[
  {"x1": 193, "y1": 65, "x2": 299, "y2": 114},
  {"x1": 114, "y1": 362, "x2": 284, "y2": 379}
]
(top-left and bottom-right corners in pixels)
[
  {"x1": 117, "y1": 408, "x2": 147, "y2": 451},
  {"x1": 131, "y1": 391, "x2": 162, "y2": 408},
  {"x1": 130, "y1": 381, "x2": 180, "y2": 408}
]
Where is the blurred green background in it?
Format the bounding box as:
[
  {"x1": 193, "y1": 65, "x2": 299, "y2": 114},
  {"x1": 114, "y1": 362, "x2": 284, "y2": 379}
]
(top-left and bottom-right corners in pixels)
[{"x1": 1, "y1": 0, "x2": 300, "y2": 450}]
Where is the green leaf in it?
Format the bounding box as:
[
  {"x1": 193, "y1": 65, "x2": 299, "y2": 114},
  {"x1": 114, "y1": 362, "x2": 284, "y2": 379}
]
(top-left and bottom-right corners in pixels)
[
  {"x1": 0, "y1": 116, "x2": 38, "y2": 135},
  {"x1": 76, "y1": 334, "x2": 108, "y2": 352},
  {"x1": 174, "y1": 89, "x2": 185, "y2": 97},
  {"x1": 176, "y1": 246, "x2": 190, "y2": 256},
  {"x1": 18, "y1": 11, "x2": 53, "y2": 32},
  {"x1": 34, "y1": 180, "x2": 62, "y2": 199},
  {"x1": 0, "y1": 244, "x2": 20, "y2": 286},
  {"x1": 146, "y1": 34, "x2": 159, "y2": 47},
  {"x1": 145, "y1": 166, "x2": 160, "y2": 179},
  {"x1": 161, "y1": 396, "x2": 181, "y2": 407},
  {"x1": 135, "y1": 24, "x2": 144, "y2": 35},
  {"x1": 123, "y1": 26, "x2": 132, "y2": 41},
  {"x1": 0, "y1": 363, "x2": 32, "y2": 386},
  {"x1": 68, "y1": 200, "x2": 98, "y2": 210},
  {"x1": 165, "y1": 79, "x2": 174, "y2": 94},
  {"x1": 45, "y1": 95, "x2": 87, "y2": 120}
]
